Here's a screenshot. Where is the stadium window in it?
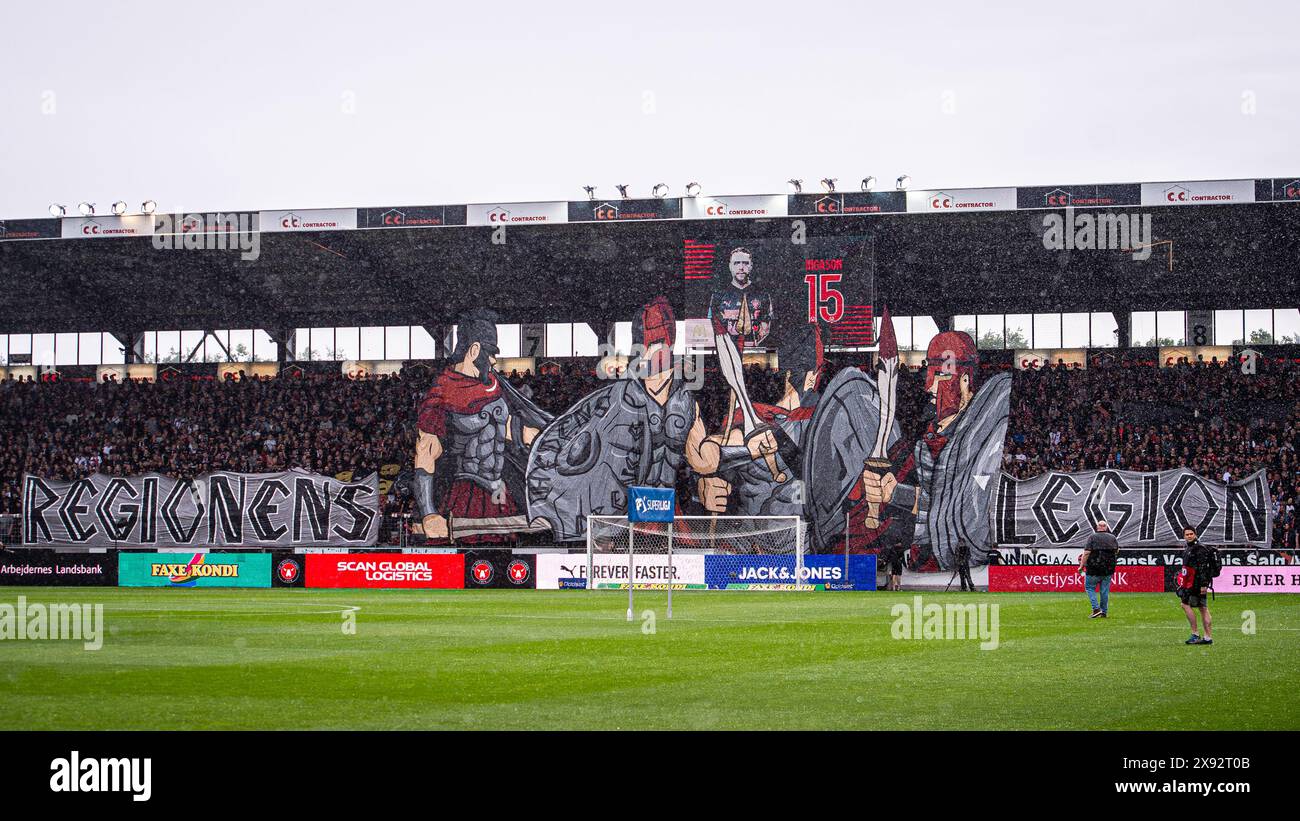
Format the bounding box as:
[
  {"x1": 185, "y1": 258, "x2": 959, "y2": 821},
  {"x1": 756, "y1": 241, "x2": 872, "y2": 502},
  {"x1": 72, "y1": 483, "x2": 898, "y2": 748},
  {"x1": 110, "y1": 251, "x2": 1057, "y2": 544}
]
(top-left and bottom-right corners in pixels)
[
  {"x1": 228, "y1": 329, "x2": 253, "y2": 362},
  {"x1": 179, "y1": 330, "x2": 204, "y2": 363},
  {"x1": 9, "y1": 333, "x2": 31, "y2": 363},
  {"x1": 1130, "y1": 312, "x2": 1155, "y2": 347},
  {"x1": 294, "y1": 327, "x2": 312, "y2": 360},
  {"x1": 32, "y1": 334, "x2": 54, "y2": 366},
  {"x1": 1155, "y1": 311, "x2": 1184, "y2": 346},
  {"x1": 334, "y1": 327, "x2": 360, "y2": 361},
  {"x1": 158, "y1": 331, "x2": 181, "y2": 363},
  {"x1": 1214, "y1": 310, "x2": 1243, "y2": 345},
  {"x1": 252, "y1": 330, "x2": 276, "y2": 363},
  {"x1": 1090, "y1": 313, "x2": 1118, "y2": 348},
  {"x1": 1033, "y1": 313, "x2": 1062, "y2": 349},
  {"x1": 410, "y1": 326, "x2": 437, "y2": 359},
  {"x1": 976, "y1": 314, "x2": 1004, "y2": 349},
  {"x1": 574, "y1": 323, "x2": 600, "y2": 357},
  {"x1": 98, "y1": 333, "x2": 124, "y2": 365},
  {"x1": 55, "y1": 332, "x2": 78, "y2": 366},
  {"x1": 496, "y1": 324, "x2": 521, "y2": 358},
  {"x1": 385, "y1": 326, "x2": 410, "y2": 360},
  {"x1": 0, "y1": 334, "x2": 6, "y2": 365},
  {"x1": 1243, "y1": 309, "x2": 1274, "y2": 345},
  {"x1": 78, "y1": 331, "x2": 101, "y2": 365},
  {"x1": 890, "y1": 316, "x2": 913, "y2": 350},
  {"x1": 1061, "y1": 313, "x2": 1089, "y2": 348},
  {"x1": 912, "y1": 316, "x2": 940, "y2": 352},
  {"x1": 546, "y1": 323, "x2": 573, "y2": 358},
  {"x1": 1005, "y1": 314, "x2": 1032, "y2": 349},
  {"x1": 205, "y1": 330, "x2": 230, "y2": 362},
  {"x1": 358, "y1": 326, "x2": 383, "y2": 360},
  {"x1": 953, "y1": 315, "x2": 977, "y2": 343},
  {"x1": 1275, "y1": 308, "x2": 1300, "y2": 344},
  {"x1": 613, "y1": 321, "x2": 632, "y2": 355},
  {"x1": 311, "y1": 327, "x2": 337, "y2": 360}
]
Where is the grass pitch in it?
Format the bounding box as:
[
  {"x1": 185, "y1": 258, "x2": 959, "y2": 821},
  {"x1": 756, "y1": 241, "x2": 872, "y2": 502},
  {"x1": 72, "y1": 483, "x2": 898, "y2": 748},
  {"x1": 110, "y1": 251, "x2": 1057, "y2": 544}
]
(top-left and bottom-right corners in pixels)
[{"x1": 0, "y1": 588, "x2": 1296, "y2": 730}]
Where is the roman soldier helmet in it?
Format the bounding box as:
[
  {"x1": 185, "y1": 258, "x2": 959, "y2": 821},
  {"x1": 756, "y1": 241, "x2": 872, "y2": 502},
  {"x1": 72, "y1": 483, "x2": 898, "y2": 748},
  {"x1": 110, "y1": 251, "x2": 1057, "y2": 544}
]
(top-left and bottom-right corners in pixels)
[
  {"x1": 632, "y1": 297, "x2": 676, "y2": 376},
  {"x1": 924, "y1": 330, "x2": 979, "y2": 419}
]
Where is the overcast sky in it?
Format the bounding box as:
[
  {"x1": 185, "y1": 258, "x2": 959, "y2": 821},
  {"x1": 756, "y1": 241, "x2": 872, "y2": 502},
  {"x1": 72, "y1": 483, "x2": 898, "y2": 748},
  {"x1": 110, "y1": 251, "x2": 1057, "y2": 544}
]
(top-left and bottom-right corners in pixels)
[{"x1": 1, "y1": 1, "x2": 1297, "y2": 219}]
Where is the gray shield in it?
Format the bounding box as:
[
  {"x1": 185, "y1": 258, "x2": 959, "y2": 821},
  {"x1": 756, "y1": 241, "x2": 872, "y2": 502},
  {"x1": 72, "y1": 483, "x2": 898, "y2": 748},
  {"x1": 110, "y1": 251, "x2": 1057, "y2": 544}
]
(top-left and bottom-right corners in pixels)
[
  {"x1": 525, "y1": 380, "x2": 652, "y2": 541},
  {"x1": 803, "y1": 368, "x2": 902, "y2": 551}
]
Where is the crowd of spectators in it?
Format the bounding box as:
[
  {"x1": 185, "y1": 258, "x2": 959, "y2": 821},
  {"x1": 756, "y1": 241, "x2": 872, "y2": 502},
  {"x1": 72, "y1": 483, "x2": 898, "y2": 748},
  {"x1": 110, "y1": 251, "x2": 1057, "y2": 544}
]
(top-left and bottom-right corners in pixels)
[{"x1": 1, "y1": 353, "x2": 1295, "y2": 549}]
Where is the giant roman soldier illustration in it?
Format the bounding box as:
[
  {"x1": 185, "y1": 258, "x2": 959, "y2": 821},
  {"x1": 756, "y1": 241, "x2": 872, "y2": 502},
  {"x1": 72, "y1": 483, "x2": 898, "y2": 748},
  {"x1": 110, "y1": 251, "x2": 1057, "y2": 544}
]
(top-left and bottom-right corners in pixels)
[
  {"x1": 804, "y1": 309, "x2": 1011, "y2": 566},
  {"x1": 525, "y1": 297, "x2": 780, "y2": 540},
  {"x1": 412, "y1": 309, "x2": 552, "y2": 544}
]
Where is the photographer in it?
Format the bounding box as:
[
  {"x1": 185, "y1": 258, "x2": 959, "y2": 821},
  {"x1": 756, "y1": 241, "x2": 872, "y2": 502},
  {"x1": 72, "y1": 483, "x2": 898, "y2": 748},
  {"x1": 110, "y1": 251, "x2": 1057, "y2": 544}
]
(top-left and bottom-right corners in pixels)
[
  {"x1": 1077, "y1": 520, "x2": 1119, "y2": 618},
  {"x1": 955, "y1": 540, "x2": 975, "y2": 592},
  {"x1": 1175, "y1": 526, "x2": 1215, "y2": 645}
]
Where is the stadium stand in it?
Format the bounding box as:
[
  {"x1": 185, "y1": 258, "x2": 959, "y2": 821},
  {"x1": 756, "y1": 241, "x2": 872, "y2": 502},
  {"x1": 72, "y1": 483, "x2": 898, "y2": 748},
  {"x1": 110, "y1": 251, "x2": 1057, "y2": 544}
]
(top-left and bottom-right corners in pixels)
[{"x1": 2, "y1": 353, "x2": 1295, "y2": 551}]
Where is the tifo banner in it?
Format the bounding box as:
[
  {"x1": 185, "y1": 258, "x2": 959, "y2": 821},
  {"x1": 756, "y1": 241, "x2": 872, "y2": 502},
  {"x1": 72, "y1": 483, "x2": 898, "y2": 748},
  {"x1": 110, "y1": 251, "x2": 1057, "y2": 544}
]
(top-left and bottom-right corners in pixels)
[
  {"x1": 305, "y1": 553, "x2": 464, "y2": 589},
  {"x1": 535, "y1": 553, "x2": 707, "y2": 590},
  {"x1": 705, "y1": 554, "x2": 876, "y2": 591},
  {"x1": 994, "y1": 468, "x2": 1271, "y2": 549},
  {"x1": 118, "y1": 552, "x2": 271, "y2": 588},
  {"x1": 22, "y1": 470, "x2": 379, "y2": 548},
  {"x1": 0, "y1": 551, "x2": 118, "y2": 586},
  {"x1": 987, "y1": 565, "x2": 1164, "y2": 593}
]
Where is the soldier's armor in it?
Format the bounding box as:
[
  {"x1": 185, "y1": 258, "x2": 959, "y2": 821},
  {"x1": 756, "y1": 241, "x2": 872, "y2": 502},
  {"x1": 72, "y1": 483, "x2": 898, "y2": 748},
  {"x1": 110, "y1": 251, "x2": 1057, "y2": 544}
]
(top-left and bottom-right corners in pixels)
[
  {"x1": 639, "y1": 379, "x2": 694, "y2": 489},
  {"x1": 526, "y1": 375, "x2": 696, "y2": 541},
  {"x1": 445, "y1": 394, "x2": 509, "y2": 491}
]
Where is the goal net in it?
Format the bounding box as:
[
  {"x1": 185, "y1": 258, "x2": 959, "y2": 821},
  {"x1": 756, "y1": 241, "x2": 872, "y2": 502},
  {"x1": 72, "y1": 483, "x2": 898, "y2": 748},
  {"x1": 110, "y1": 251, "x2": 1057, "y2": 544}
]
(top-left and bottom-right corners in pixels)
[{"x1": 585, "y1": 515, "x2": 806, "y2": 592}]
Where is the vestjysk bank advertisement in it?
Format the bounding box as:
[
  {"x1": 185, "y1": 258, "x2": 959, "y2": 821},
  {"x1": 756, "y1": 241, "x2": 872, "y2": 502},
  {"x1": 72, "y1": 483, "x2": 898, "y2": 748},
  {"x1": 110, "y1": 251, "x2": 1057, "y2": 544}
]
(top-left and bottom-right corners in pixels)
[{"x1": 706, "y1": 555, "x2": 877, "y2": 590}]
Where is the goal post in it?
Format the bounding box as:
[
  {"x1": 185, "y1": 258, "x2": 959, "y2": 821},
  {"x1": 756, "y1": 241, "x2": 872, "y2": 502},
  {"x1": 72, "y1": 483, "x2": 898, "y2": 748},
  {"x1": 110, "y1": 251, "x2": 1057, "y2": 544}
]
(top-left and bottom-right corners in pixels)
[{"x1": 585, "y1": 515, "x2": 807, "y2": 608}]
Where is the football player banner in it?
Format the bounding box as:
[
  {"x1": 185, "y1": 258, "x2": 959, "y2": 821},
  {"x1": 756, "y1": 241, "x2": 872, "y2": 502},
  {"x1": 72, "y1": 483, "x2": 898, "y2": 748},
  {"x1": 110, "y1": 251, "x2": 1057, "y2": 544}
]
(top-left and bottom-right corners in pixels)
[
  {"x1": 21, "y1": 469, "x2": 379, "y2": 548},
  {"x1": 993, "y1": 467, "x2": 1271, "y2": 549}
]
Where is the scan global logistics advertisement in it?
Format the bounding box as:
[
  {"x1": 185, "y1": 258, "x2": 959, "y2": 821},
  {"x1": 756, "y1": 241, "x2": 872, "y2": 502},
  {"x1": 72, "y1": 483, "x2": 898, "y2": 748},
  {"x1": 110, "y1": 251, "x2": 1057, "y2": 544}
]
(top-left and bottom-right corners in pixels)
[{"x1": 118, "y1": 552, "x2": 272, "y2": 588}]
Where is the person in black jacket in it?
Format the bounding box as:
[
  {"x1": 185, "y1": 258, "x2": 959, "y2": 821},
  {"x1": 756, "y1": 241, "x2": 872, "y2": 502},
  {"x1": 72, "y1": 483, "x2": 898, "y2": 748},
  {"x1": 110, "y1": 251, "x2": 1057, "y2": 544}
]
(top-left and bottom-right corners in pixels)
[
  {"x1": 1176, "y1": 526, "x2": 1214, "y2": 645},
  {"x1": 1077, "y1": 520, "x2": 1119, "y2": 618}
]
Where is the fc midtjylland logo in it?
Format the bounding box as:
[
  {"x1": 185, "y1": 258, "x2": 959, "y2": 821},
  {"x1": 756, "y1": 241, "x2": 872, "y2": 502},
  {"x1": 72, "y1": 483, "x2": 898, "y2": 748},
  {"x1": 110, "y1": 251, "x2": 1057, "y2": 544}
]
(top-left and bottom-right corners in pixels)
[
  {"x1": 507, "y1": 559, "x2": 530, "y2": 585},
  {"x1": 471, "y1": 559, "x2": 494, "y2": 585},
  {"x1": 277, "y1": 558, "x2": 301, "y2": 585}
]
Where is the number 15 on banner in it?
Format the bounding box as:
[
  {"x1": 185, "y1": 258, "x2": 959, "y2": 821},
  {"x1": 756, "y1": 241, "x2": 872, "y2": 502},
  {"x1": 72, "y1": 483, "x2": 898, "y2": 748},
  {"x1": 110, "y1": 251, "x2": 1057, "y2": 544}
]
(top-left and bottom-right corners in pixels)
[{"x1": 805, "y1": 273, "x2": 845, "y2": 323}]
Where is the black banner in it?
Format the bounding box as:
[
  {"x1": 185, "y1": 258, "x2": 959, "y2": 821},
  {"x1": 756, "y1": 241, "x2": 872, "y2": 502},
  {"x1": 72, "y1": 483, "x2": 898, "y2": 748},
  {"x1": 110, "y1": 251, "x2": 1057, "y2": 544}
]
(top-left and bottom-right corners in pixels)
[
  {"x1": 361, "y1": 205, "x2": 467, "y2": 228},
  {"x1": 0, "y1": 550, "x2": 118, "y2": 586},
  {"x1": 1016, "y1": 183, "x2": 1142, "y2": 209},
  {"x1": 463, "y1": 551, "x2": 536, "y2": 589},
  {"x1": 787, "y1": 192, "x2": 906, "y2": 216},
  {"x1": 566, "y1": 198, "x2": 681, "y2": 222}
]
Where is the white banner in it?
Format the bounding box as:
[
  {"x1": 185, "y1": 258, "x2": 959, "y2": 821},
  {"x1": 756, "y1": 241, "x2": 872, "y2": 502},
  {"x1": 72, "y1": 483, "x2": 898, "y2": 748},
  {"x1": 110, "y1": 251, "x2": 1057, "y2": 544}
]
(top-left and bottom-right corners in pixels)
[
  {"x1": 61, "y1": 215, "x2": 155, "y2": 239},
  {"x1": 906, "y1": 187, "x2": 1017, "y2": 212},
  {"x1": 466, "y1": 201, "x2": 568, "y2": 226},
  {"x1": 994, "y1": 468, "x2": 1271, "y2": 548},
  {"x1": 535, "y1": 553, "x2": 707, "y2": 589},
  {"x1": 259, "y1": 208, "x2": 358, "y2": 232},
  {"x1": 682, "y1": 194, "x2": 787, "y2": 220},
  {"x1": 21, "y1": 469, "x2": 379, "y2": 548},
  {"x1": 1141, "y1": 180, "x2": 1255, "y2": 206}
]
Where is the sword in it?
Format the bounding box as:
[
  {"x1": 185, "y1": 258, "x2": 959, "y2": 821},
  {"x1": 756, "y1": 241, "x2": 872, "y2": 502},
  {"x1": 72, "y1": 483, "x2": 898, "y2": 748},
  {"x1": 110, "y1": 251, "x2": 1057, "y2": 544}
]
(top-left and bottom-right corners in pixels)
[
  {"x1": 864, "y1": 306, "x2": 899, "y2": 529},
  {"x1": 713, "y1": 327, "x2": 785, "y2": 483},
  {"x1": 448, "y1": 513, "x2": 552, "y2": 540}
]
